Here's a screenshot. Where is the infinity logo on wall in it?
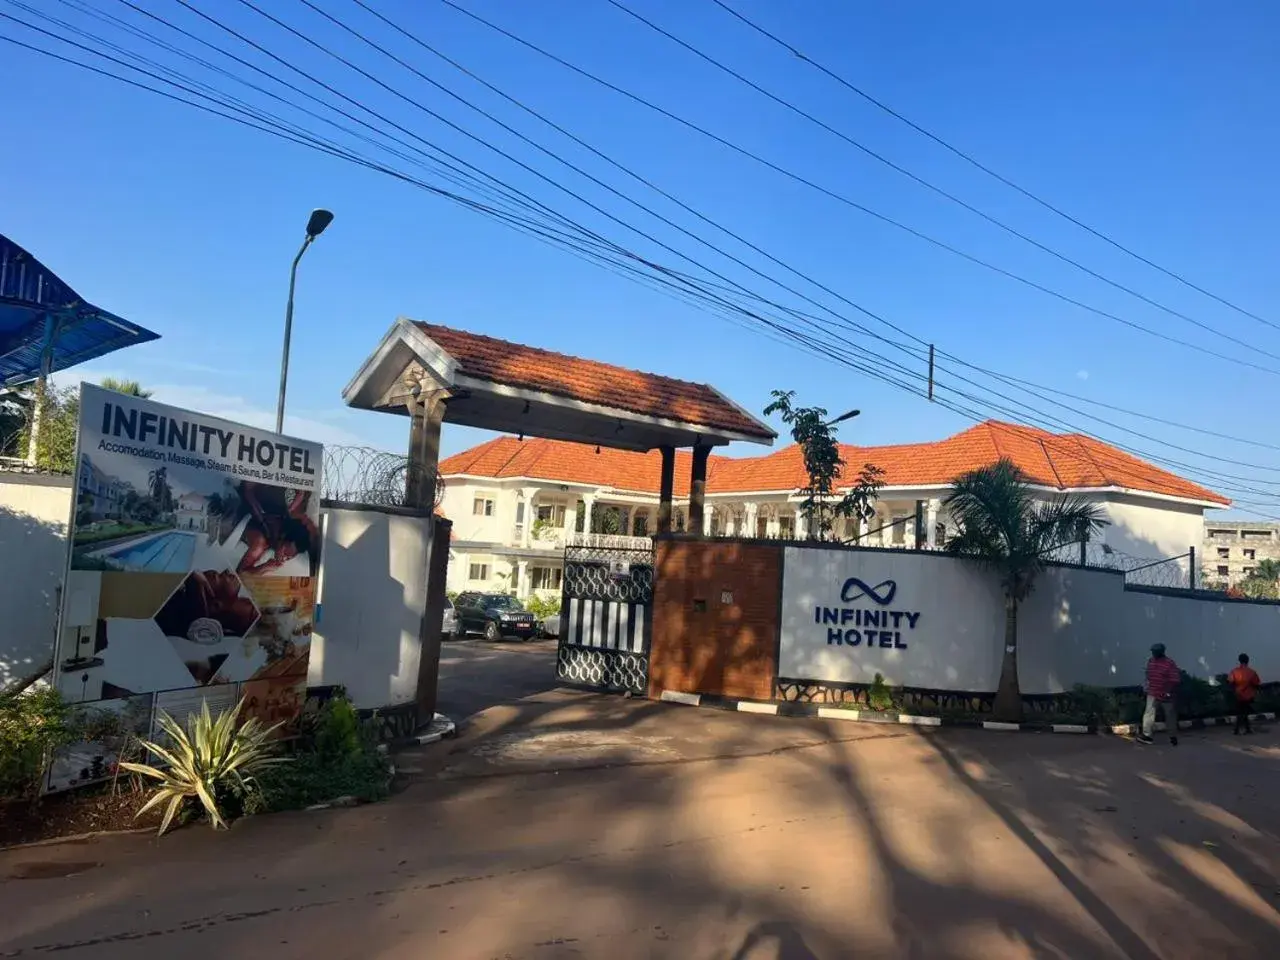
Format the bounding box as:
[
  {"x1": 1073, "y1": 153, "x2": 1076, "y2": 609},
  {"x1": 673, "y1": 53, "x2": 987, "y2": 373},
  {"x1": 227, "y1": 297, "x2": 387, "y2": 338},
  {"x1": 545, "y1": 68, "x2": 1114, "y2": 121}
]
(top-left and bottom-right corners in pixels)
[{"x1": 839, "y1": 577, "x2": 897, "y2": 605}]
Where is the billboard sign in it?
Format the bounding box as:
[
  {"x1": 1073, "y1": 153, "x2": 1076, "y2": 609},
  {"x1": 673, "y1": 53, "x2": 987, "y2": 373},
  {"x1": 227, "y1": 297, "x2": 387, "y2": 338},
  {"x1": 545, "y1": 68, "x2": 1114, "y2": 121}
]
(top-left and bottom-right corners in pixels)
[
  {"x1": 54, "y1": 384, "x2": 323, "y2": 733},
  {"x1": 778, "y1": 546, "x2": 1004, "y2": 691}
]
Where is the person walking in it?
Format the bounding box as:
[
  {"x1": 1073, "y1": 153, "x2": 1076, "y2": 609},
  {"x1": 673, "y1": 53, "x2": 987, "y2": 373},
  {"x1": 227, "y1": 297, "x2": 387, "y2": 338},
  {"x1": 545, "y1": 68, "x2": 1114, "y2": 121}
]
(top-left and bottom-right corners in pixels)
[
  {"x1": 1138, "y1": 643, "x2": 1180, "y2": 746},
  {"x1": 1227, "y1": 653, "x2": 1262, "y2": 735}
]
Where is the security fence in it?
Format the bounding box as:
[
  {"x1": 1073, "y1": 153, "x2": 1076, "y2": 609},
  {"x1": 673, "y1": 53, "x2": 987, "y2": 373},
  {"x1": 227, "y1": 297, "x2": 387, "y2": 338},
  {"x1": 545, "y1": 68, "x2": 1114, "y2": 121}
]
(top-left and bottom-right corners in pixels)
[{"x1": 321, "y1": 445, "x2": 409, "y2": 507}]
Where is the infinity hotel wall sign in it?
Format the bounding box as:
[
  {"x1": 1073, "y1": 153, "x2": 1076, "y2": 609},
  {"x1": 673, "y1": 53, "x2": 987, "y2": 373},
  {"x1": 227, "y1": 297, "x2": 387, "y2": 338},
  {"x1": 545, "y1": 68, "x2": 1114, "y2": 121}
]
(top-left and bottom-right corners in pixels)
[{"x1": 815, "y1": 577, "x2": 921, "y2": 650}]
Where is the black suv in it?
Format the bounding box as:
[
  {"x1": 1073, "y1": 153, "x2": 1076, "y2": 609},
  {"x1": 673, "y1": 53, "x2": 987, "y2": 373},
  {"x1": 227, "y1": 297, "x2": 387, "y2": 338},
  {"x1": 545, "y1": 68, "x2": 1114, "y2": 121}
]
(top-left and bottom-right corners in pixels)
[{"x1": 453, "y1": 592, "x2": 538, "y2": 642}]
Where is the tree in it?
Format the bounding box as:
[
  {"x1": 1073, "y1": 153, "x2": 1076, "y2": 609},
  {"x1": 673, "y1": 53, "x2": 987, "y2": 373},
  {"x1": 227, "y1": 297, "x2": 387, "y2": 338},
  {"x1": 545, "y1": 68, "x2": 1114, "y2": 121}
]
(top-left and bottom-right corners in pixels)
[
  {"x1": 0, "y1": 388, "x2": 32, "y2": 457},
  {"x1": 944, "y1": 459, "x2": 1105, "y2": 721},
  {"x1": 148, "y1": 466, "x2": 174, "y2": 514},
  {"x1": 763, "y1": 390, "x2": 884, "y2": 540},
  {"x1": 9, "y1": 377, "x2": 152, "y2": 473},
  {"x1": 1239, "y1": 558, "x2": 1280, "y2": 600},
  {"x1": 1252, "y1": 557, "x2": 1280, "y2": 582},
  {"x1": 23, "y1": 384, "x2": 78, "y2": 474},
  {"x1": 98, "y1": 378, "x2": 152, "y2": 398}
]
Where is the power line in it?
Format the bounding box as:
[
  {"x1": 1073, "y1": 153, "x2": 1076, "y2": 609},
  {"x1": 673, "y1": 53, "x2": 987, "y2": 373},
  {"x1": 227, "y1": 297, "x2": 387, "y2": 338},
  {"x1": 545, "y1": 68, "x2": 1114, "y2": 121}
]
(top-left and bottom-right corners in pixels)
[
  {"x1": 603, "y1": 0, "x2": 1279, "y2": 355},
  {"x1": 5, "y1": 8, "x2": 1277, "y2": 515},
  {"x1": 265, "y1": 0, "x2": 1280, "y2": 492},
  {"x1": 435, "y1": 0, "x2": 1280, "y2": 380},
  {"x1": 705, "y1": 0, "x2": 1279, "y2": 334}
]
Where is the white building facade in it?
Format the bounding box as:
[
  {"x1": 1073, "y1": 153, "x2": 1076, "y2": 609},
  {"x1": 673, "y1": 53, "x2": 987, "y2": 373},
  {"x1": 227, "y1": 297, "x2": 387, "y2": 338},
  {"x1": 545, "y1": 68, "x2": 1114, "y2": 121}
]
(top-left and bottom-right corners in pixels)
[{"x1": 440, "y1": 421, "x2": 1228, "y2": 600}]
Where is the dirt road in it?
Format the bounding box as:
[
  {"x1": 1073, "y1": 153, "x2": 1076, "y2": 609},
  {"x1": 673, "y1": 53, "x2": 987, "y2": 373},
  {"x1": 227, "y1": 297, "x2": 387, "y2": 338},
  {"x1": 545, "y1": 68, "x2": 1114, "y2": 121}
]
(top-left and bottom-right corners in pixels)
[{"x1": 3, "y1": 693, "x2": 1277, "y2": 959}]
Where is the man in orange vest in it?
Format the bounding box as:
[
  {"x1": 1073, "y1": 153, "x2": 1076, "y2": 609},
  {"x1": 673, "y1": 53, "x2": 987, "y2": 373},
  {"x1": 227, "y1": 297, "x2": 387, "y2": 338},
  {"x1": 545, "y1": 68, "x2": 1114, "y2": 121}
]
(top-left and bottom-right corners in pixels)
[{"x1": 1227, "y1": 653, "x2": 1262, "y2": 735}]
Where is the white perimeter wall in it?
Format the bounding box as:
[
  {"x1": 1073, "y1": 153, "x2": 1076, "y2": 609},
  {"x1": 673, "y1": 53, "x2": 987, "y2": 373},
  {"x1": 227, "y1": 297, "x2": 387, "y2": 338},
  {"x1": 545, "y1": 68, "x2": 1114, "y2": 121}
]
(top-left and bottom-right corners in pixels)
[
  {"x1": 0, "y1": 475, "x2": 72, "y2": 688},
  {"x1": 309, "y1": 506, "x2": 433, "y2": 710},
  {"x1": 780, "y1": 545, "x2": 1280, "y2": 695}
]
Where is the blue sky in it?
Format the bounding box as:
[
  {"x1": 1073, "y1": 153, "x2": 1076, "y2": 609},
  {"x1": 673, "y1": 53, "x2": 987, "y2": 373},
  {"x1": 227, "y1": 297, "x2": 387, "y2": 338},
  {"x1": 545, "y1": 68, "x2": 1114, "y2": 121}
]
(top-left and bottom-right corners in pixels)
[{"x1": 2, "y1": 1, "x2": 1278, "y2": 518}]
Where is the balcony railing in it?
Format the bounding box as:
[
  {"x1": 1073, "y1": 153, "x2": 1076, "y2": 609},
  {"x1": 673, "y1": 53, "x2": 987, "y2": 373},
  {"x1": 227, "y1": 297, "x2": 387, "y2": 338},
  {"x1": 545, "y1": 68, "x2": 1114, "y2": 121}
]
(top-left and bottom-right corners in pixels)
[{"x1": 565, "y1": 531, "x2": 653, "y2": 551}]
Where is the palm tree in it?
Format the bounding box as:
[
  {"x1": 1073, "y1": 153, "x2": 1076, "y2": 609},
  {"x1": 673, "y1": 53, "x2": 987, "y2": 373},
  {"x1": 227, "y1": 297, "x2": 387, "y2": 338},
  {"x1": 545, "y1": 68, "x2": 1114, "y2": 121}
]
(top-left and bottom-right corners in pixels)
[
  {"x1": 99, "y1": 377, "x2": 152, "y2": 398},
  {"x1": 944, "y1": 459, "x2": 1105, "y2": 721},
  {"x1": 1252, "y1": 558, "x2": 1280, "y2": 583},
  {"x1": 147, "y1": 466, "x2": 174, "y2": 513}
]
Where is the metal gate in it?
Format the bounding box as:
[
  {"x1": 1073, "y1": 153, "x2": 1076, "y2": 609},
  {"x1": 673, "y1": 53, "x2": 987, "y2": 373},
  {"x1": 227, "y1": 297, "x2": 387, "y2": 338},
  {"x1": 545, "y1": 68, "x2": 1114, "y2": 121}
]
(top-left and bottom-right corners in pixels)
[{"x1": 556, "y1": 540, "x2": 654, "y2": 695}]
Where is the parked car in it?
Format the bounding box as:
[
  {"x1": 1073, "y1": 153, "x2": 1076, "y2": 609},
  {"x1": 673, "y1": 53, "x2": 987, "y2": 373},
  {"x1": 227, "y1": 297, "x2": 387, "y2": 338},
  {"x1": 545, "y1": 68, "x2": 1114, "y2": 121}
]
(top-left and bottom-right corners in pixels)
[
  {"x1": 540, "y1": 611, "x2": 561, "y2": 639},
  {"x1": 441, "y1": 596, "x2": 456, "y2": 640},
  {"x1": 453, "y1": 592, "x2": 538, "y2": 641}
]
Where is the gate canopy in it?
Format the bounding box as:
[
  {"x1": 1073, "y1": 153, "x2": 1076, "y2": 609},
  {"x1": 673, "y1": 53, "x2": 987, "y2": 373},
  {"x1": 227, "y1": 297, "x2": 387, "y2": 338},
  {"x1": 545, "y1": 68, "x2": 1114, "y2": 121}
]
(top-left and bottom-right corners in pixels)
[
  {"x1": 1, "y1": 233, "x2": 160, "y2": 387},
  {"x1": 343, "y1": 318, "x2": 775, "y2": 452}
]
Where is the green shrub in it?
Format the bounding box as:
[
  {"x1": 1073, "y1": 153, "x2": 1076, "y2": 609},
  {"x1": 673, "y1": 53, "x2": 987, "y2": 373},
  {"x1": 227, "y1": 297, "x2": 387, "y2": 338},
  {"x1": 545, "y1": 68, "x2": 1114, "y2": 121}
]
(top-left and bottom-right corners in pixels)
[
  {"x1": 1178, "y1": 670, "x2": 1228, "y2": 719},
  {"x1": 0, "y1": 687, "x2": 76, "y2": 800},
  {"x1": 121, "y1": 698, "x2": 287, "y2": 835},
  {"x1": 525, "y1": 595, "x2": 561, "y2": 619},
  {"x1": 867, "y1": 673, "x2": 895, "y2": 712},
  {"x1": 257, "y1": 749, "x2": 392, "y2": 811},
  {"x1": 314, "y1": 696, "x2": 363, "y2": 760},
  {"x1": 1065, "y1": 684, "x2": 1119, "y2": 723}
]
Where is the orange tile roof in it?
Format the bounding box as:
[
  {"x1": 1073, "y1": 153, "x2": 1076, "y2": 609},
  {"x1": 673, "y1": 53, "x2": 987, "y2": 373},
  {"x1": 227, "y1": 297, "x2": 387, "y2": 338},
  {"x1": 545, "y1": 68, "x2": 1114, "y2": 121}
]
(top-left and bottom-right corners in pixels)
[
  {"x1": 416, "y1": 322, "x2": 773, "y2": 441},
  {"x1": 438, "y1": 420, "x2": 1228, "y2": 506}
]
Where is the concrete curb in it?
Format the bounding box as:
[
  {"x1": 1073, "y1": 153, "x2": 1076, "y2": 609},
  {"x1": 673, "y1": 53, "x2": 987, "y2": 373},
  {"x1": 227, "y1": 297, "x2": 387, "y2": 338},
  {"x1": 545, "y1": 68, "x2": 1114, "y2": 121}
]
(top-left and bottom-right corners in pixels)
[
  {"x1": 658, "y1": 690, "x2": 1090, "y2": 734},
  {"x1": 409, "y1": 713, "x2": 457, "y2": 746},
  {"x1": 0, "y1": 825, "x2": 154, "y2": 852},
  {"x1": 1109, "y1": 711, "x2": 1276, "y2": 736}
]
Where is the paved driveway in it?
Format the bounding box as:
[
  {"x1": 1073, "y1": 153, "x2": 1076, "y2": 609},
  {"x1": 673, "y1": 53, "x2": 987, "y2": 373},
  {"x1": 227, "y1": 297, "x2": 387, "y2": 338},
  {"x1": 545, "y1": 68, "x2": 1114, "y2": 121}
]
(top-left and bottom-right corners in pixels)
[
  {"x1": 436, "y1": 636, "x2": 559, "y2": 725},
  {"x1": 3, "y1": 694, "x2": 1277, "y2": 959}
]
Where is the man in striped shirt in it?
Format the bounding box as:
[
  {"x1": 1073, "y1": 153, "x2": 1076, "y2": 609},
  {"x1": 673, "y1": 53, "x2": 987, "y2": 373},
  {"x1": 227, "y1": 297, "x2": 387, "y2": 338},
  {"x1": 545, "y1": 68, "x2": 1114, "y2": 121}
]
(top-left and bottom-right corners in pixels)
[{"x1": 1138, "y1": 643, "x2": 1180, "y2": 746}]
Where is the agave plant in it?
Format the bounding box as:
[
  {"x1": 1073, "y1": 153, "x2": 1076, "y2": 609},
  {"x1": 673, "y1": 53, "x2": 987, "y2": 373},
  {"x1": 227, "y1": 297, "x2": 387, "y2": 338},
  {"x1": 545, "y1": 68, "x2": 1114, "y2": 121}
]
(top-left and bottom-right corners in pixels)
[{"x1": 121, "y1": 697, "x2": 287, "y2": 836}]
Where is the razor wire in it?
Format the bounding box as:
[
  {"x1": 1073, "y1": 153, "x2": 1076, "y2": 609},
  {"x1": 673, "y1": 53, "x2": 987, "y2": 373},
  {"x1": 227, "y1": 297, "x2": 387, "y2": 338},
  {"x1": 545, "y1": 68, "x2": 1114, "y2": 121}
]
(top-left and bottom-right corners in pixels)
[{"x1": 321, "y1": 445, "x2": 409, "y2": 507}]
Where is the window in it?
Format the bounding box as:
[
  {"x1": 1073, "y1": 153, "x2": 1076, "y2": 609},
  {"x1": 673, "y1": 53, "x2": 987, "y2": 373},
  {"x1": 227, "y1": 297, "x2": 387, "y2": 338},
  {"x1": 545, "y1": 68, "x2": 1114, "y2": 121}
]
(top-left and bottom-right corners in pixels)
[
  {"x1": 531, "y1": 566, "x2": 562, "y2": 591},
  {"x1": 1243, "y1": 548, "x2": 1256, "y2": 560},
  {"x1": 778, "y1": 516, "x2": 795, "y2": 539},
  {"x1": 468, "y1": 563, "x2": 490, "y2": 581},
  {"x1": 755, "y1": 516, "x2": 768, "y2": 538},
  {"x1": 674, "y1": 509, "x2": 686, "y2": 533},
  {"x1": 1243, "y1": 567, "x2": 1255, "y2": 578},
  {"x1": 1217, "y1": 547, "x2": 1230, "y2": 559},
  {"x1": 632, "y1": 512, "x2": 649, "y2": 536},
  {"x1": 536, "y1": 503, "x2": 566, "y2": 527},
  {"x1": 1217, "y1": 565, "x2": 1229, "y2": 576},
  {"x1": 473, "y1": 497, "x2": 494, "y2": 517},
  {"x1": 709, "y1": 513, "x2": 720, "y2": 536}
]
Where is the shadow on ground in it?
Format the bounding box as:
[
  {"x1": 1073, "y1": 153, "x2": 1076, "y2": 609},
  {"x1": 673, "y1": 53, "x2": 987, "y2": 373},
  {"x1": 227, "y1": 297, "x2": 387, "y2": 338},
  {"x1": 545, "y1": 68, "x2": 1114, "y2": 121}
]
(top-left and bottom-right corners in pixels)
[{"x1": 2, "y1": 691, "x2": 1277, "y2": 959}]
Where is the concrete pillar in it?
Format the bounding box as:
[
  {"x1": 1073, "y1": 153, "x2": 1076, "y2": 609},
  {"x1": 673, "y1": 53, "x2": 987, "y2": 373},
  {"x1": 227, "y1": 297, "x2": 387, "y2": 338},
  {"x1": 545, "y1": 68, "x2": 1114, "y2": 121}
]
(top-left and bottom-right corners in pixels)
[
  {"x1": 657, "y1": 446, "x2": 675, "y2": 534},
  {"x1": 703, "y1": 507, "x2": 713, "y2": 536},
  {"x1": 878, "y1": 507, "x2": 891, "y2": 546},
  {"x1": 582, "y1": 493, "x2": 597, "y2": 535},
  {"x1": 795, "y1": 511, "x2": 809, "y2": 540},
  {"x1": 744, "y1": 502, "x2": 759, "y2": 538},
  {"x1": 857, "y1": 515, "x2": 869, "y2": 542},
  {"x1": 516, "y1": 559, "x2": 529, "y2": 598},
  {"x1": 564, "y1": 501, "x2": 578, "y2": 540},
  {"x1": 926, "y1": 498, "x2": 941, "y2": 549},
  {"x1": 521, "y1": 486, "x2": 538, "y2": 548},
  {"x1": 688, "y1": 444, "x2": 710, "y2": 537},
  {"x1": 767, "y1": 508, "x2": 779, "y2": 539}
]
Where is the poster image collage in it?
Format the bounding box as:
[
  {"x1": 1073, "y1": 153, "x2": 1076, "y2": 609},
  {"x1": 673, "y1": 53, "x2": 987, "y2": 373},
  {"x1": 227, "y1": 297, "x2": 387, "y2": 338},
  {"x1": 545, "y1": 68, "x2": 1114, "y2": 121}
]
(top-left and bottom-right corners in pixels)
[{"x1": 53, "y1": 391, "x2": 323, "y2": 793}]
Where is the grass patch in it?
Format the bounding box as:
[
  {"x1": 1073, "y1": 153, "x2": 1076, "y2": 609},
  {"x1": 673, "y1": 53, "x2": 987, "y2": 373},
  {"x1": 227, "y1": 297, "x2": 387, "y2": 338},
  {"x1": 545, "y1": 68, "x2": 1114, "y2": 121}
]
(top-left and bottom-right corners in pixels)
[
  {"x1": 256, "y1": 749, "x2": 392, "y2": 811},
  {"x1": 72, "y1": 522, "x2": 169, "y2": 546}
]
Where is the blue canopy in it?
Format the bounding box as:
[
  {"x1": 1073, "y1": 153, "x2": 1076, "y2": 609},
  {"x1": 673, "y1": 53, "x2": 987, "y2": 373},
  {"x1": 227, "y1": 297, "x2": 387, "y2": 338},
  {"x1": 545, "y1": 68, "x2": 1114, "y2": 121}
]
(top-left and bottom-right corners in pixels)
[{"x1": 0, "y1": 233, "x2": 159, "y2": 388}]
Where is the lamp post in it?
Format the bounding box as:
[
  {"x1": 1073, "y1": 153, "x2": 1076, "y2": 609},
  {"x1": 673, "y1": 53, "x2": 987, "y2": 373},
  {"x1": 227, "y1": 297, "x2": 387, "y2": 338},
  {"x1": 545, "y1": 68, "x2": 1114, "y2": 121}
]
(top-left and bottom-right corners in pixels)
[
  {"x1": 275, "y1": 208, "x2": 333, "y2": 435},
  {"x1": 824, "y1": 408, "x2": 860, "y2": 428}
]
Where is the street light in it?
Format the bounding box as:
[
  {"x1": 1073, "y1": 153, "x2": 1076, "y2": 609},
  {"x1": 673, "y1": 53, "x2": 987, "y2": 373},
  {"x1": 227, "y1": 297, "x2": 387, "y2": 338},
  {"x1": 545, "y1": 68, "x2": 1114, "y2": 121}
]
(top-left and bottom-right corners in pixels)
[
  {"x1": 275, "y1": 208, "x2": 334, "y2": 434},
  {"x1": 824, "y1": 408, "x2": 860, "y2": 428}
]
